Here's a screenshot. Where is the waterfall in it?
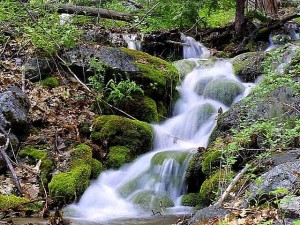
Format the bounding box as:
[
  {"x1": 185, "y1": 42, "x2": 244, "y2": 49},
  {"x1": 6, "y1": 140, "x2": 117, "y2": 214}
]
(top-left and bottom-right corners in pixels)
[
  {"x1": 66, "y1": 47, "x2": 254, "y2": 224},
  {"x1": 181, "y1": 34, "x2": 210, "y2": 59},
  {"x1": 123, "y1": 34, "x2": 143, "y2": 51}
]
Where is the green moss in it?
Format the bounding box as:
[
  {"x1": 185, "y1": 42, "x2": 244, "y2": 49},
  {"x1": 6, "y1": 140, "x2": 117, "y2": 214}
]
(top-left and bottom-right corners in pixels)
[
  {"x1": 181, "y1": 193, "x2": 202, "y2": 207},
  {"x1": 91, "y1": 115, "x2": 153, "y2": 156},
  {"x1": 118, "y1": 176, "x2": 141, "y2": 198},
  {"x1": 48, "y1": 144, "x2": 95, "y2": 202},
  {"x1": 19, "y1": 146, "x2": 54, "y2": 185},
  {"x1": 185, "y1": 152, "x2": 204, "y2": 193},
  {"x1": 91, "y1": 159, "x2": 105, "y2": 179},
  {"x1": 199, "y1": 169, "x2": 232, "y2": 205},
  {"x1": 106, "y1": 146, "x2": 131, "y2": 169},
  {"x1": 121, "y1": 48, "x2": 179, "y2": 113},
  {"x1": 202, "y1": 149, "x2": 222, "y2": 176},
  {"x1": 173, "y1": 59, "x2": 197, "y2": 78},
  {"x1": 119, "y1": 95, "x2": 159, "y2": 123},
  {"x1": 151, "y1": 151, "x2": 189, "y2": 166},
  {"x1": 0, "y1": 194, "x2": 42, "y2": 211},
  {"x1": 41, "y1": 77, "x2": 59, "y2": 88},
  {"x1": 48, "y1": 164, "x2": 91, "y2": 201}
]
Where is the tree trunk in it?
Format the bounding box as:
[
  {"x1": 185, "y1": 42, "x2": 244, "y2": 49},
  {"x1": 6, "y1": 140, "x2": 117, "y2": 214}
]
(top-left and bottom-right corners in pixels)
[
  {"x1": 47, "y1": 4, "x2": 133, "y2": 22},
  {"x1": 235, "y1": 0, "x2": 245, "y2": 34}
]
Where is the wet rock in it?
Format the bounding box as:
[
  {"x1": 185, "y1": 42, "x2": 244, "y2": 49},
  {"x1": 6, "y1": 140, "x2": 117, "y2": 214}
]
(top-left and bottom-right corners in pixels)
[
  {"x1": 24, "y1": 57, "x2": 55, "y2": 82},
  {"x1": 203, "y1": 79, "x2": 245, "y2": 106},
  {"x1": 173, "y1": 59, "x2": 197, "y2": 77},
  {"x1": 185, "y1": 152, "x2": 204, "y2": 193},
  {"x1": 231, "y1": 52, "x2": 266, "y2": 82},
  {"x1": 189, "y1": 205, "x2": 229, "y2": 225},
  {"x1": 245, "y1": 161, "x2": 300, "y2": 206}
]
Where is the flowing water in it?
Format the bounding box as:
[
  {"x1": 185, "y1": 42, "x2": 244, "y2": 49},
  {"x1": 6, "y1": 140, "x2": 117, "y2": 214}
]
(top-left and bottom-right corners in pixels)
[{"x1": 66, "y1": 41, "x2": 254, "y2": 224}]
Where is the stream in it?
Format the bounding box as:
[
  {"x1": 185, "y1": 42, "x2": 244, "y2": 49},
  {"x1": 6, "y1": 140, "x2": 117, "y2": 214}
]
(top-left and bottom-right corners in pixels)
[{"x1": 64, "y1": 37, "x2": 255, "y2": 225}]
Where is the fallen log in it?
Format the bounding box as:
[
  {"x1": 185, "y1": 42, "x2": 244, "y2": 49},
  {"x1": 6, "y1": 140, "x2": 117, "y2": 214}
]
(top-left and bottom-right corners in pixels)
[{"x1": 47, "y1": 3, "x2": 133, "y2": 22}]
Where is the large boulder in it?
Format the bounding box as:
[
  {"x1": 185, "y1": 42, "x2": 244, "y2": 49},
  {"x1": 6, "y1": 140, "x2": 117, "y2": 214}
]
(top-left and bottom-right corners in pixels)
[
  {"x1": 231, "y1": 52, "x2": 266, "y2": 82},
  {"x1": 63, "y1": 45, "x2": 179, "y2": 116},
  {"x1": 24, "y1": 57, "x2": 55, "y2": 82},
  {"x1": 203, "y1": 79, "x2": 245, "y2": 106},
  {"x1": 91, "y1": 115, "x2": 153, "y2": 167},
  {"x1": 189, "y1": 205, "x2": 229, "y2": 225}
]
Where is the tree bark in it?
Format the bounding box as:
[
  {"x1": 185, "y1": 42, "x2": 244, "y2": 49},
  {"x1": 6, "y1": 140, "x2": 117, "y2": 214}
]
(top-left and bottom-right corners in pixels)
[
  {"x1": 47, "y1": 4, "x2": 133, "y2": 22},
  {"x1": 235, "y1": 0, "x2": 246, "y2": 34}
]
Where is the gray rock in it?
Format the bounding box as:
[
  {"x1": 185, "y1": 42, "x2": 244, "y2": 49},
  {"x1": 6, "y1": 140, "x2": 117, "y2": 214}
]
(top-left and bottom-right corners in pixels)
[
  {"x1": 245, "y1": 161, "x2": 300, "y2": 206},
  {"x1": 279, "y1": 195, "x2": 300, "y2": 219},
  {"x1": 189, "y1": 205, "x2": 229, "y2": 225},
  {"x1": 0, "y1": 86, "x2": 30, "y2": 132},
  {"x1": 232, "y1": 52, "x2": 266, "y2": 82},
  {"x1": 64, "y1": 45, "x2": 139, "y2": 72}
]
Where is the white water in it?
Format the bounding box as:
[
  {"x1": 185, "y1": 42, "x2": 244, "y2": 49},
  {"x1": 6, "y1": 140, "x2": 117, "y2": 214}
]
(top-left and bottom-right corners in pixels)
[
  {"x1": 123, "y1": 34, "x2": 143, "y2": 51},
  {"x1": 67, "y1": 45, "x2": 254, "y2": 224},
  {"x1": 181, "y1": 34, "x2": 210, "y2": 59}
]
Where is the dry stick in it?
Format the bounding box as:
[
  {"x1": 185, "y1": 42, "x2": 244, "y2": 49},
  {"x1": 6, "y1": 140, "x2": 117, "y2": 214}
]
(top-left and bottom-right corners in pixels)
[
  {"x1": 130, "y1": 2, "x2": 160, "y2": 29},
  {"x1": 214, "y1": 163, "x2": 251, "y2": 206},
  {"x1": 0, "y1": 36, "x2": 10, "y2": 58},
  {"x1": 0, "y1": 127, "x2": 23, "y2": 195}
]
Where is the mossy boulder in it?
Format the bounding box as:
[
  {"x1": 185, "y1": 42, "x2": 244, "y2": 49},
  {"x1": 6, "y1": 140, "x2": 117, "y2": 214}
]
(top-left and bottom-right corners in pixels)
[
  {"x1": 91, "y1": 115, "x2": 153, "y2": 158},
  {"x1": 106, "y1": 146, "x2": 131, "y2": 169},
  {"x1": 91, "y1": 158, "x2": 105, "y2": 179},
  {"x1": 199, "y1": 170, "x2": 232, "y2": 205},
  {"x1": 121, "y1": 48, "x2": 179, "y2": 112},
  {"x1": 118, "y1": 95, "x2": 159, "y2": 123},
  {"x1": 48, "y1": 144, "x2": 100, "y2": 202},
  {"x1": 185, "y1": 152, "x2": 205, "y2": 193},
  {"x1": 0, "y1": 194, "x2": 42, "y2": 211},
  {"x1": 131, "y1": 190, "x2": 174, "y2": 212},
  {"x1": 203, "y1": 79, "x2": 245, "y2": 106},
  {"x1": 118, "y1": 175, "x2": 142, "y2": 198},
  {"x1": 173, "y1": 59, "x2": 197, "y2": 77},
  {"x1": 151, "y1": 151, "x2": 190, "y2": 166},
  {"x1": 232, "y1": 52, "x2": 266, "y2": 82},
  {"x1": 195, "y1": 77, "x2": 213, "y2": 96},
  {"x1": 181, "y1": 193, "x2": 202, "y2": 207},
  {"x1": 19, "y1": 146, "x2": 54, "y2": 185}
]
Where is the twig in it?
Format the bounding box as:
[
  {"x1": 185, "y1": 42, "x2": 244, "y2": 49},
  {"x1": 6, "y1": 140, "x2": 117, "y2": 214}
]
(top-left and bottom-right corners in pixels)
[
  {"x1": 0, "y1": 36, "x2": 10, "y2": 58},
  {"x1": 184, "y1": 17, "x2": 205, "y2": 34},
  {"x1": 130, "y1": 2, "x2": 160, "y2": 29},
  {"x1": 21, "y1": 69, "x2": 26, "y2": 92},
  {"x1": 0, "y1": 126, "x2": 23, "y2": 195},
  {"x1": 214, "y1": 164, "x2": 251, "y2": 206}
]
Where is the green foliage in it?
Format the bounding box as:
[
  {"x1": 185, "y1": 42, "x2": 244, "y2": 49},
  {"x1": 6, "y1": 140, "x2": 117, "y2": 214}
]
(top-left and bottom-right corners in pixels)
[
  {"x1": 41, "y1": 77, "x2": 59, "y2": 88},
  {"x1": 106, "y1": 79, "x2": 144, "y2": 105},
  {"x1": 199, "y1": 8, "x2": 235, "y2": 28},
  {"x1": 91, "y1": 159, "x2": 105, "y2": 179},
  {"x1": 23, "y1": 12, "x2": 81, "y2": 55}
]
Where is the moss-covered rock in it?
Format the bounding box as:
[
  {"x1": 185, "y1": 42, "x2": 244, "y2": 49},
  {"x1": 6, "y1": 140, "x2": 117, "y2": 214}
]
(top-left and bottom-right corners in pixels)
[
  {"x1": 19, "y1": 146, "x2": 54, "y2": 185},
  {"x1": 131, "y1": 190, "x2": 174, "y2": 212},
  {"x1": 121, "y1": 48, "x2": 179, "y2": 112},
  {"x1": 181, "y1": 193, "x2": 202, "y2": 207},
  {"x1": 203, "y1": 79, "x2": 245, "y2": 106},
  {"x1": 185, "y1": 152, "x2": 205, "y2": 193},
  {"x1": 173, "y1": 59, "x2": 197, "y2": 77},
  {"x1": 106, "y1": 146, "x2": 131, "y2": 169},
  {"x1": 91, "y1": 115, "x2": 153, "y2": 157},
  {"x1": 91, "y1": 159, "x2": 105, "y2": 179},
  {"x1": 232, "y1": 52, "x2": 265, "y2": 82},
  {"x1": 48, "y1": 144, "x2": 95, "y2": 202},
  {"x1": 0, "y1": 194, "x2": 42, "y2": 211},
  {"x1": 199, "y1": 169, "x2": 232, "y2": 205},
  {"x1": 41, "y1": 77, "x2": 59, "y2": 88},
  {"x1": 118, "y1": 95, "x2": 159, "y2": 123},
  {"x1": 151, "y1": 151, "x2": 189, "y2": 166},
  {"x1": 118, "y1": 176, "x2": 141, "y2": 198},
  {"x1": 195, "y1": 77, "x2": 213, "y2": 96}
]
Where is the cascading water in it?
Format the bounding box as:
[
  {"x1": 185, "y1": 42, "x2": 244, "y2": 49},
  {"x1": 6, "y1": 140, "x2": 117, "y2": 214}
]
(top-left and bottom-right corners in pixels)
[
  {"x1": 181, "y1": 34, "x2": 210, "y2": 59},
  {"x1": 123, "y1": 34, "x2": 143, "y2": 51},
  {"x1": 66, "y1": 42, "x2": 254, "y2": 224}
]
